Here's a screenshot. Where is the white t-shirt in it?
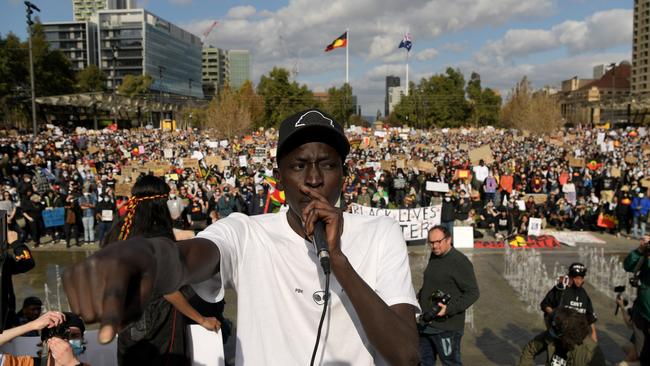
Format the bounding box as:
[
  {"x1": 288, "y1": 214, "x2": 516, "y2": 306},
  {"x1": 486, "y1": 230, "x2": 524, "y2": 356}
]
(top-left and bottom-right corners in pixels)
[
  {"x1": 194, "y1": 212, "x2": 418, "y2": 366},
  {"x1": 472, "y1": 165, "x2": 489, "y2": 182}
]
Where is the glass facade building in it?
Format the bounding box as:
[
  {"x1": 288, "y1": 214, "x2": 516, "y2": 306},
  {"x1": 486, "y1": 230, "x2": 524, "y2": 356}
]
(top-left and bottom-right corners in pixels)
[
  {"x1": 96, "y1": 9, "x2": 203, "y2": 98},
  {"x1": 228, "y1": 50, "x2": 251, "y2": 89}
]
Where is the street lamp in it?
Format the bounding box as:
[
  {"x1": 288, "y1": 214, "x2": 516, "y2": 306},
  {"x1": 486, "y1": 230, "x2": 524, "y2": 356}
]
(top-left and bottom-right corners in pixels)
[
  {"x1": 112, "y1": 45, "x2": 118, "y2": 126},
  {"x1": 159, "y1": 65, "x2": 165, "y2": 123},
  {"x1": 24, "y1": 1, "x2": 40, "y2": 136}
]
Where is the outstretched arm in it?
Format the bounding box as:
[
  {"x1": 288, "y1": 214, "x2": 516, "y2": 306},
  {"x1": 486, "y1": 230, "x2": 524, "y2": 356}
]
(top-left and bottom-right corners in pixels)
[
  {"x1": 163, "y1": 291, "x2": 220, "y2": 331},
  {"x1": 0, "y1": 311, "x2": 65, "y2": 346},
  {"x1": 63, "y1": 236, "x2": 220, "y2": 343}
]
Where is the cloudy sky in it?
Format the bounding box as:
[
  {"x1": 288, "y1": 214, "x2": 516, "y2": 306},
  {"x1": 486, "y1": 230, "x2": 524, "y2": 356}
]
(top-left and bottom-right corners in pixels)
[{"x1": 1, "y1": 0, "x2": 633, "y2": 117}]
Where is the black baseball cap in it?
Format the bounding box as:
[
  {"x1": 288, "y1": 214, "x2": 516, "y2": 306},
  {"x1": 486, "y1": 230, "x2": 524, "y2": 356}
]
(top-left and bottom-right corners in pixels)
[
  {"x1": 568, "y1": 262, "x2": 587, "y2": 277},
  {"x1": 276, "y1": 109, "x2": 350, "y2": 163}
]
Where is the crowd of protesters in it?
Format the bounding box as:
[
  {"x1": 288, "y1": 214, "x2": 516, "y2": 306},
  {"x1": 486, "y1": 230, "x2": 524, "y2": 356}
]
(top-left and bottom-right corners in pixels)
[{"x1": 0, "y1": 122, "x2": 649, "y2": 247}]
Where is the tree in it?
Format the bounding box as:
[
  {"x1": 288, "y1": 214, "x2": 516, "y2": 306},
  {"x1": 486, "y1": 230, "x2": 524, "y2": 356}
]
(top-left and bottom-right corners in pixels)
[
  {"x1": 30, "y1": 23, "x2": 75, "y2": 97},
  {"x1": 118, "y1": 74, "x2": 153, "y2": 97},
  {"x1": 257, "y1": 67, "x2": 320, "y2": 128},
  {"x1": 237, "y1": 80, "x2": 264, "y2": 128},
  {"x1": 76, "y1": 65, "x2": 107, "y2": 92},
  {"x1": 324, "y1": 83, "x2": 354, "y2": 127},
  {"x1": 500, "y1": 76, "x2": 562, "y2": 133},
  {"x1": 206, "y1": 86, "x2": 252, "y2": 138}
]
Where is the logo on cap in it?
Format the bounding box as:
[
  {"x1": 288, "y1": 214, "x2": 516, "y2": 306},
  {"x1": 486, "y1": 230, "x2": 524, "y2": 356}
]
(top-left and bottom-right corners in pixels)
[{"x1": 295, "y1": 110, "x2": 335, "y2": 128}]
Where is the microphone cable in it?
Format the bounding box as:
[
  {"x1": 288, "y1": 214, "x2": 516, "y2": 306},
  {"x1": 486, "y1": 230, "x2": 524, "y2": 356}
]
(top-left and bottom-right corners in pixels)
[{"x1": 309, "y1": 270, "x2": 330, "y2": 366}]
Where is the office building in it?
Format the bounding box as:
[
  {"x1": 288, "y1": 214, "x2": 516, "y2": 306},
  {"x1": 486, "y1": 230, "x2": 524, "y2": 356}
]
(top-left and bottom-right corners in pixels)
[
  {"x1": 559, "y1": 62, "x2": 631, "y2": 125},
  {"x1": 228, "y1": 50, "x2": 251, "y2": 89},
  {"x1": 202, "y1": 46, "x2": 229, "y2": 97},
  {"x1": 96, "y1": 9, "x2": 203, "y2": 98},
  {"x1": 385, "y1": 75, "x2": 400, "y2": 117},
  {"x1": 72, "y1": 0, "x2": 134, "y2": 21},
  {"x1": 633, "y1": 0, "x2": 650, "y2": 96},
  {"x1": 387, "y1": 86, "x2": 405, "y2": 115},
  {"x1": 42, "y1": 21, "x2": 98, "y2": 71}
]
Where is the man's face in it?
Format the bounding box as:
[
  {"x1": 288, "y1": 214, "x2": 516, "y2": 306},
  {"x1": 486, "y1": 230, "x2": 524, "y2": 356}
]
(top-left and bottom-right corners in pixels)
[
  {"x1": 278, "y1": 142, "x2": 343, "y2": 217},
  {"x1": 428, "y1": 229, "x2": 452, "y2": 257},
  {"x1": 23, "y1": 304, "x2": 41, "y2": 321}
]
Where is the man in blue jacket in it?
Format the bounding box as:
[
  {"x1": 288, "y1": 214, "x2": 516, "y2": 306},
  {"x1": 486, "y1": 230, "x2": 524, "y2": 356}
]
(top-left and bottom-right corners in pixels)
[{"x1": 632, "y1": 191, "x2": 650, "y2": 239}]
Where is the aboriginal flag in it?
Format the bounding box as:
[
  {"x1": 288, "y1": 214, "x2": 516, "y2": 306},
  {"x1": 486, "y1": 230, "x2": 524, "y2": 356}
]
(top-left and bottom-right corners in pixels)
[{"x1": 325, "y1": 32, "x2": 347, "y2": 52}]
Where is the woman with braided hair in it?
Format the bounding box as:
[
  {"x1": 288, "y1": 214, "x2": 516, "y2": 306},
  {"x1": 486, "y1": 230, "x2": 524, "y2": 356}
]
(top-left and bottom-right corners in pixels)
[{"x1": 102, "y1": 175, "x2": 221, "y2": 365}]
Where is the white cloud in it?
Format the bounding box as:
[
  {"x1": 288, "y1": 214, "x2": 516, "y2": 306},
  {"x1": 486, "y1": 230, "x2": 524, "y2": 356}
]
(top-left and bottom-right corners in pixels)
[
  {"x1": 477, "y1": 8, "x2": 632, "y2": 64},
  {"x1": 226, "y1": 5, "x2": 256, "y2": 19},
  {"x1": 415, "y1": 48, "x2": 439, "y2": 61},
  {"x1": 442, "y1": 42, "x2": 466, "y2": 53}
]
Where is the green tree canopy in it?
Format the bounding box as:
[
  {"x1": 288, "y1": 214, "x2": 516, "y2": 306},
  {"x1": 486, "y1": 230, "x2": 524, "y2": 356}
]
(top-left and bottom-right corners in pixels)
[
  {"x1": 118, "y1": 74, "x2": 153, "y2": 97},
  {"x1": 76, "y1": 65, "x2": 107, "y2": 92},
  {"x1": 256, "y1": 67, "x2": 320, "y2": 128},
  {"x1": 324, "y1": 83, "x2": 354, "y2": 127}
]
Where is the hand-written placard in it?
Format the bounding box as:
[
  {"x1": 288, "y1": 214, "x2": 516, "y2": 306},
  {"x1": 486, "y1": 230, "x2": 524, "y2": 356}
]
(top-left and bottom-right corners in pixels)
[{"x1": 183, "y1": 158, "x2": 200, "y2": 169}]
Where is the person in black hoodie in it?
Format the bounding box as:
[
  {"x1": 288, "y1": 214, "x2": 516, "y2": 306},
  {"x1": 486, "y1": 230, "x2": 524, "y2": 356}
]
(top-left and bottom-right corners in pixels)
[{"x1": 440, "y1": 193, "x2": 456, "y2": 235}]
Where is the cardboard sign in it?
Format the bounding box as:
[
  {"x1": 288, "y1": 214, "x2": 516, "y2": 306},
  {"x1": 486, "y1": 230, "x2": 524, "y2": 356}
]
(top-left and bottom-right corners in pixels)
[
  {"x1": 611, "y1": 167, "x2": 621, "y2": 178},
  {"x1": 528, "y1": 194, "x2": 548, "y2": 205},
  {"x1": 183, "y1": 158, "x2": 200, "y2": 169},
  {"x1": 469, "y1": 145, "x2": 494, "y2": 165},
  {"x1": 426, "y1": 181, "x2": 449, "y2": 192},
  {"x1": 205, "y1": 156, "x2": 222, "y2": 166},
  {"x1": 642, "y1": 178, "x2": 650, "y2": 189},
  {"x1": 163, "y1": 149, "x2": 173, "y2": 158},
  {"x1": 416, "y1": 160, "x2": 435, "y2": 173},
  {"x1": 254, "y1": 148, "x2": 267, "y2": 157},
  {"x1": 396, "y1": 159, "x2": 406, "y2": 169},
  {"x1": 88, "y1": 145, "x2": 100, "y2": 154},
  {"x1": 569, "y1": 157, "x2": 585, "y2": 168},
  {"x1": 459, "y1": 143, "x2": 470, "y2": 151},
  {"x1": 625, "y1": 155, "x2": 638, "y2": 164},
  {"x1": 270, "y1": 148, "x2": 277, "y2": 158},
  {"x1": 115, "y1": 183, "x2": 132, "y2": 197},
  {"x1": 380, "y1": 160, "x2": 393, "y2": 171}
]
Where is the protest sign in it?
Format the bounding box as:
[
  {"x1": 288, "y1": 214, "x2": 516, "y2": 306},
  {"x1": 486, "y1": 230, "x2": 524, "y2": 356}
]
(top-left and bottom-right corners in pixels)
[
  {"x1": 426, "y1": 181, "x2": 449, "y2": 192},
  {"x1": 568, "y1": 157, "x2": 585, "y2": 168},
  {"x1": 238, "y1": 155, "x2": 248, "y2": 167},
  {"x1": 416, "y1": 160, "x2": 434, "y2": 173},
  {"x1": 205, "y1": 156, "x2": 222, "y2": 166},
  {"x1": 163, "y1": 149, "x2": 173, "y2": 158},
  {"x1": 349, "y1": 203, "x2": 441, "y2": 241},
  {"x1": 380, "y1": 160, "x2": 393, "y2": 171},
  {"x1": 528, "y1": 218, "x2": 542, "y2": 236},
  {"x1": 611, "y1": 167, "x2": 621, "y2": 178},
  {"x1": 528, "y1": 194, "x2": 548, "y2": 205},
  {"x1": 219, "y1": 140, "x2": 229, "y2": 148},
  {"x1": 597, "y1": 132, "x2": 605, "y2": 145},
  {"x1": 396, "y1": 159, "x2": 406, "y2": 169},
  {"x1": 642, "y1": 178, "x2": 650, "y2": 189},
  {"x1": 115, "y1": 183, "x2": 132, "y2": 197},
  {"x1": 625, "y1": 154, "x2": 638, "y2": 164},
  {"x1": 458, "y1": 143, "x2": 469, "y2": 151},
  {"x1": 453, "y1": 227, "x2": 474, "y2": 249},
  {"x1": 182, "y1": 158, "x2": 200, "y2": 169},
  {"x1": 516, "y1": 200, "x2": 526, "y2": 211},
  {"x1": 165, "y1": 173, "x2": 179, "y2": 181},
  {"x1": 87, "y1": 145, "x2": 100, "y2": 154},
  {"x1": 269, "y1": 148, "x2": 277, "y2": 158},
  {"x1": 254, "y1": 147, "x2": 267, "y2": 158},
  {"x1": 469, "y1": 145, "x2": 494, "y2": 165},
  {"x1": 43, "y1": 208, "x2": 64, "y2": 228}
]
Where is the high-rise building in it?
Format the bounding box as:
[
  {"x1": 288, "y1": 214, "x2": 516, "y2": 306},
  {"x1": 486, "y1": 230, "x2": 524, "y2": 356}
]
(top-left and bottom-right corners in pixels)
[
  {"x1": 385, "y1": 75, "x2": 400, "y2": 117},
  {"x1": 96, "y1": 9, "x2": 203, "y2": 98},
  {"x1": 202, "y1": 46, "x2": 229, "y2": 98},
  {"x1": 228, "y1": 50, "x2": 251, "y2": 89},
  {"x1": 387, "y1": 86, "x2": 405, "y2": 115},
  {"x1": 633, "y1": 0, "x2": 650, "y2": 96},
  {"x1": 72, "y1": 0, "x2": 134, "y2": 21},
  {"x1": 42, "y1": 21, "x2": 98, "y2": 71}
]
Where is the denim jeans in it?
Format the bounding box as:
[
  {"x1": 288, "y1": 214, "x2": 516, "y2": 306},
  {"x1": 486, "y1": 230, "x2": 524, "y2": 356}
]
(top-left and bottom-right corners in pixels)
[
  {"x1": 633, "y1": 215, "x2": 647, "y2": 239},
  {"x1": 419, "y1": 330, "x2": 463, "y2": 366},
  {"x1": 97, "y1": 221, "x2": 113, "y2": 243},
  {"x1": 82, "y1": 216, "x2": 95, "y2": 242}
]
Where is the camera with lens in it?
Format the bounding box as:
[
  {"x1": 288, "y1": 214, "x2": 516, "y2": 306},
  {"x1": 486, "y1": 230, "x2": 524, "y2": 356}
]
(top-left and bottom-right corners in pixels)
[
  {"x1": 420, "y1": 290, "x2": 452, "y2": 324},
  {"x1": 614, "y1": 285, "x2": 628, "y2": 315},
  {"x1": 40, "y1": 323, "x2": 72, "y2": 341}
]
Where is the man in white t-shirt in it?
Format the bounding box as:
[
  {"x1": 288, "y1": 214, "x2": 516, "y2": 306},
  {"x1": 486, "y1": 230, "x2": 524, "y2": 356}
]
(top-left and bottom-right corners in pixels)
[{"x1": 63, "y1": 109, "x2": 421, "y2": 365}]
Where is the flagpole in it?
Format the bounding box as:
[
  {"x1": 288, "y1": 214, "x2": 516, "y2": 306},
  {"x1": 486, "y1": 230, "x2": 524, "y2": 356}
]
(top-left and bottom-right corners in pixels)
[
  {"x1": 346, "y1": 28, "x2": 349, "y2": 84},
  {"x1": 406, "y1": 50, "x2": 409, "y2": 96}
]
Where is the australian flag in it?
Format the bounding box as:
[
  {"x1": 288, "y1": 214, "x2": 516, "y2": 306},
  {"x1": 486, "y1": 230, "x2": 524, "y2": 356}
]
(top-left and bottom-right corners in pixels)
[{"x1": 398, "y1": 32, "x2": 412, "y2": 52}]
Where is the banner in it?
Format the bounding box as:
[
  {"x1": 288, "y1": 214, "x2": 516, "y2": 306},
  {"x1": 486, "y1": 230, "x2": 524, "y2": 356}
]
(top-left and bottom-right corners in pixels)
[
  {"x1": 349, "y1": 203, "x2": 441, "y2": 241},
  {"x1": 42, "y1": 208, "x2": 64, "y2": 228}
]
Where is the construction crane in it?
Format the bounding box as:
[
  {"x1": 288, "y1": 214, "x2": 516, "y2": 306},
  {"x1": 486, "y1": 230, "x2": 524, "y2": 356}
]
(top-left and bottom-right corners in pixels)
[{"x1": 202, "y1": 20, "x2": 219, "y2": 44}]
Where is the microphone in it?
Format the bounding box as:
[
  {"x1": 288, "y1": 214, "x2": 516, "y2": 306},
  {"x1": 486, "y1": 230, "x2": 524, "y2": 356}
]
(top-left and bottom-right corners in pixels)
[{"x1": 313, "y1": 220, "x2": 331, "y2": 274}]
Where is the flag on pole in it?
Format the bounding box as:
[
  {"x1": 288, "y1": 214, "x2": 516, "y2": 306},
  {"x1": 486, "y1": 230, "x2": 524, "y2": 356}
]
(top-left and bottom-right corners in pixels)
[
  {"x1": 325, "y1": 32, "x2": 348, "y2": 52},
  {"x1": 398, "y1": 32, "x2": 412, "y2": 51}
]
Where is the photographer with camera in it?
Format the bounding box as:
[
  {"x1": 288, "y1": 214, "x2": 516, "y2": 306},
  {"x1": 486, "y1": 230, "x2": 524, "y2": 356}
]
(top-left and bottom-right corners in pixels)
[
  {"x1": 623, "y1": 234, "x2": 650, "y2": 365},
  {"x1": 41, "y1": 311, "x2": 87, "y2": 366},
  {"x1": 540, "y1": 263, "x2": 598, "y2": 342},
  {"x1": 418, "y1": 225, "x2": 479, "y2": 365}
]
